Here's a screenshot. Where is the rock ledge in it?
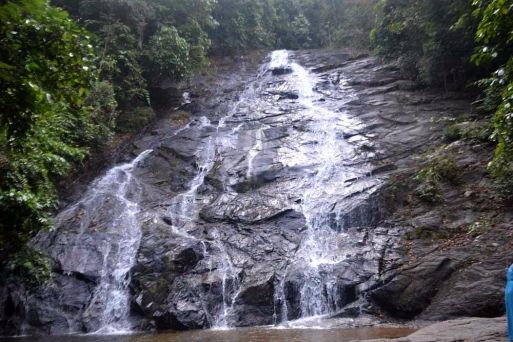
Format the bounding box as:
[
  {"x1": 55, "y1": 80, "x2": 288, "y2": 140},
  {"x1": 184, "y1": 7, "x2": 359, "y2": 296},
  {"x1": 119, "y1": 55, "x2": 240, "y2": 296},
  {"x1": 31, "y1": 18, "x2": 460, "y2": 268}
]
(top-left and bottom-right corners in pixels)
[{"x1": 365, "y1": 317, "x2": 508, "y2": 342}]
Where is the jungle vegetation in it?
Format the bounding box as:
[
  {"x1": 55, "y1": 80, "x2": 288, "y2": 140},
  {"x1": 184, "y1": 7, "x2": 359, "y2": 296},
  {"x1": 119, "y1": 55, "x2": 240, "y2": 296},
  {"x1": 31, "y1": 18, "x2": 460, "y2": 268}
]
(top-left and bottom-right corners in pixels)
[{"x1": 1, "y1": 0, "x2": 513, "y2": 282}]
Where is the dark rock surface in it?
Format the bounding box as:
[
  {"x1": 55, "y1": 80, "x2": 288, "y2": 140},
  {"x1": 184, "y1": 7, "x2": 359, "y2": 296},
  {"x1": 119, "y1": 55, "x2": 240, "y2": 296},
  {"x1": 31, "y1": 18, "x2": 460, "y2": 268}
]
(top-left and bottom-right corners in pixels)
[
  {"x1": 368, "y1": 140, "x2": 513, "y2": 322},
  {"x1": 3, "y1": 49, "x2": 503, "y2": 337}
]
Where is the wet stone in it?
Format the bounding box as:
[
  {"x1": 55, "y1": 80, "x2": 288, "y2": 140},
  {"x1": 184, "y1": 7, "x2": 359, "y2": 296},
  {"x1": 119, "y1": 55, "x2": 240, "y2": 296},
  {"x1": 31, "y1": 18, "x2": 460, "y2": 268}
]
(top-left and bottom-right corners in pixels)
[{"x1": 0, "y1": 49, "x2": 475, "y2": 335}]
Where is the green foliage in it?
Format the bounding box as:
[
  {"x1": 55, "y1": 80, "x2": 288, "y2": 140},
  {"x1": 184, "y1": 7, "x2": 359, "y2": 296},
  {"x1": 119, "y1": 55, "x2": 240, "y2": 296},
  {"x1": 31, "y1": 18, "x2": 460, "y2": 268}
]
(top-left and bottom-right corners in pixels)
[
  {"x1": 153, "y1": 0, "x2": 216, "y2": 70},
  {"x1": 444, "y1": 120, "x2": 493, "y2": 144},
  {"x1": 331, "y1": 1, "x2": 377, "y2": 49},
  {"x1": 0, "y1": 0, "x2": 98, "y2": 259},
  {"x1": 472, "y1": 0, "x2": 513, "y2": 184},
  {"x1": 372, "y1": 0, "x2": 426, "y2": 79},
  {"x1": 1, "y1": 0, "x2": 95, "y2": 139},
  {"x1": 415, "y1": 157, "x2": 459, "y2": 203},
  {"x1": 85, "y1": 81, "x2": 118, "y2": 146},
  {"x1": 53, "y1": 0, "x2": 216, "y2": 127},
  {"x1": 209, "y1": 0, "x2": 378, "y2": 53},
  {"x1": 372, "y1": 0, "x2": 477, "y2": 88},
  {"x1": 95, "y1": 21, "x2": 149, "y2": 108},
  {"x1": 283, "y1": 13, "x2": 313, "y2": 49},
  {"x1": 210, "y1": 0, "x2": 297, "y2": 53},
  {"x1": 415, "y1": 180, "x2": 443, "y2": 204},
  {"x1": 5, "y1": 247, "x2": 51, "y2": 287},
  {"x1": 271, "y1": 1, "x2": 314, "y2": 49},
  {"x1": 144, "y1": 26, "x2": 192, "y2": 83},
  {"x1": 417, "y1": 157, "x2": 459, "y2": 184},
  {"x1": 210, "y1": 0, "x2": 272, "y2": 53},
  {"x1": 444, "y1": 124, "x2": 463, "y2": 142}
]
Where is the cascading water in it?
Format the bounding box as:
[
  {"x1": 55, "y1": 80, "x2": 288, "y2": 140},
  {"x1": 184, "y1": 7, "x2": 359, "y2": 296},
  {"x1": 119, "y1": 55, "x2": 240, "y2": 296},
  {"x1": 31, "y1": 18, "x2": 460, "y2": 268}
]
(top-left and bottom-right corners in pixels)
[
  {"x1": 246, "y1": 126, "x2": 265, "y2": 179},
  {"x1": 268, "y1": 51, "x2": 376, "y2": 322},
  {"x1": 53, "y1": 149, "x2": 153, "y2": 334},
  {"x1": 13, "y1": 49, "x2": 388, "y2": 336},
  {"x1": 155, "y1": 53, "x2": 285, "y2": 330},
  {"x1": 290, "y1": 58, "x2": 352, "y2": 318},
  {"x1": 179, "y1": 50, "x2": 375, "y2": 326},
  {"x1": 164, "y1": 117, "x2": 215, "y2": 239}
]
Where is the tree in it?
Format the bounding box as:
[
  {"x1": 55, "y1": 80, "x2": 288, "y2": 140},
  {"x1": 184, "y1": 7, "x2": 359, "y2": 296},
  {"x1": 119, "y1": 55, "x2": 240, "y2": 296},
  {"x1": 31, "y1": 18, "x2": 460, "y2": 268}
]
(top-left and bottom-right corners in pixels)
[
  {"x1": 53, "y1": 0, "x2": 214, "y2": 120},
  {"x1": 0, "y1": 0, "x2": 97, "y2": 277},
  {"x1": 210, "y1": 0, "x2": 274, "y2": 53},
  {"x1": 372, "y1": 0, "x2": 476, "y2": 88},
  {"x1": 144, "y1": 26, "x2": 192, "y2": 83},
  {"x1": 472, "y1": 0, "x2": 513, "y2": 183}
]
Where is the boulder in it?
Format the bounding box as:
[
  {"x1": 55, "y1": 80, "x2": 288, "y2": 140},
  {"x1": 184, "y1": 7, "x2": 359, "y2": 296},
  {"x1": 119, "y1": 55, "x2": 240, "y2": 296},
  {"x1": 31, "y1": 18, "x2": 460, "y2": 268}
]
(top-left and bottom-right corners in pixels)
[{"x1": 271, "y1": 67, "x2": 293, "y2": 76}]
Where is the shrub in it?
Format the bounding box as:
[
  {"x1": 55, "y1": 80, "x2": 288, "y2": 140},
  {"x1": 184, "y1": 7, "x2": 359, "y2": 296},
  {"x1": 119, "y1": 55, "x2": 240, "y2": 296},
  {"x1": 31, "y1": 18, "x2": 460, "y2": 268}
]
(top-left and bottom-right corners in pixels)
[
  {"x1": 85, "y1": 81, "x2": 118, "y2": 147},
  {"x1": 5, "y1": 247, "x2": 51, "y2": 287},
  {"x1": 415, "y1": 181, "x2": 443, "y2": 204},
  {"x1": 415, "y1": 157, "x2": 459, "y2": 203},
  {"x1": 444, "y1": 125, "x2": 463, "y2": 142},
  {"x1": 144, "y1": 26, "x2": 192, "y2": 84},
  {"x1": 443, "y1": 119, "x2": 493, "y2": 144},
  {"x1": 0, "y1": 0, "x2": 96, "y2": 261},
  {"x1": 417, "y1": 157, "x2": 459, "y2": 184}
]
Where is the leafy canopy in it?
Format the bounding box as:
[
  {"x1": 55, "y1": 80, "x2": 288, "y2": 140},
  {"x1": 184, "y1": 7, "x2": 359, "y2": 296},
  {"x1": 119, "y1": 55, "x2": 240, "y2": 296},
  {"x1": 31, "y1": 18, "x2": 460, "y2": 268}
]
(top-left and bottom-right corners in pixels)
[
  {"x1": 472, "y1": 0, "x2": 513, "y2": 177},
  {"x1": 0, "y1": 0, "x2": 96, "y2": 273}
]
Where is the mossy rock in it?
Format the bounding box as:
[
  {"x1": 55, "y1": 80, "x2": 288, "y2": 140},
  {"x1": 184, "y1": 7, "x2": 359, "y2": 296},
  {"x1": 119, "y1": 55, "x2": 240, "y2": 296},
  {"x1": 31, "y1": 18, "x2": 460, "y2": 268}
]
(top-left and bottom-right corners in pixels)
[{"x1": 170, "y1": 110, "x2": 191, "y2": 125}]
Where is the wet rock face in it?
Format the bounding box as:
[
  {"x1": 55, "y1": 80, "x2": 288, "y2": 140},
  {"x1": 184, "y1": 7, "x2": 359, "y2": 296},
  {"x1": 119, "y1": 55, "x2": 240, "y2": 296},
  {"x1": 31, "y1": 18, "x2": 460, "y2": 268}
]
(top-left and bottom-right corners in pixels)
[
  {"x1": 370, "y1": 256, "x2": 463, "y2": 318},
  {"x1": 0, "y1": 49, "x2": 474, "y2": 335},
  {"x1": 271, "y1": 66, "x2": 293, "y2": 76},
  {"x1": 199, "y1": 193, "x2": 293, "y2": 224},
  {"x1": 132, "y1": 209, "x2": 306, "y2": 329},
  {"x1": 367, "y1": 140, "x2": 513, "y2": 322}
]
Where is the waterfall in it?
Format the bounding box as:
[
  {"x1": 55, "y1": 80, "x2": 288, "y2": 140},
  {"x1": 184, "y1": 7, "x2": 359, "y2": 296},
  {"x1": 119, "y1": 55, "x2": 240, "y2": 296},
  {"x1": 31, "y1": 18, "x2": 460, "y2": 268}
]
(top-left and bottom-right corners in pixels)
[
  {"x1": 53, "y1": 149, "x2": 153, "y2": 334},
  {"x1": 15, "y1": 49, "x2": 387, "y2": 336},
  {"x1": 290, "y1": 58, "x2": 350, "y2": 317},
  {"x1": 177, "y1": 49, "x2": 374, "y2": 325},
  {"x1": 269, "y1": 51, "x2": 375, "y2": 322},
  {"x1": 155, "y1": 52, "x2": 286, "y2": 330},
  {"x1": 246, "y1": 126, "x2": 265, "y2": 179},
  {"x1": 165, "y1": 117, "x2": 215, "y2": 239}
]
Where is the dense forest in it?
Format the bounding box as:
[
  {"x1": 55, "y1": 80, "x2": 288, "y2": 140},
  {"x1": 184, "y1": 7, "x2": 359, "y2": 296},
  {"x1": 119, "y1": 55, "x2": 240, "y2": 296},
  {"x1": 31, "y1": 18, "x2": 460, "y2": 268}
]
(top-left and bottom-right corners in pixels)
[{"x1": 0, "y1": 0, "x2": 513, "y2": 284}]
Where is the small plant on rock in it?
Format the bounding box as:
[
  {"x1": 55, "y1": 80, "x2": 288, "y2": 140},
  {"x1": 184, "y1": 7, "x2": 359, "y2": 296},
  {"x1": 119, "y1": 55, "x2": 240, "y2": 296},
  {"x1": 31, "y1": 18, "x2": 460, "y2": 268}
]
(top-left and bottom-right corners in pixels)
[
  {"x1": 492, "y1": 169, "x2": 513, "y2": 202},
  {"x1": 467, "y1": 216, "x2": 492, "y2": 238},
  {"x1": 436, "y1": 158, "x2": 459, "y2": 184},
  {"x1": 415, "y1": 157, "x2": 459, "y2": 203},
  {"x1": 444, "y1": 124, "x2": 462, "y2": 142},
  {"x1": 415, "y1": 181, "x2": 443, "y2": 204},
  {"x1": 417, "y1": 157, "x2": 459, "y2": 184}
]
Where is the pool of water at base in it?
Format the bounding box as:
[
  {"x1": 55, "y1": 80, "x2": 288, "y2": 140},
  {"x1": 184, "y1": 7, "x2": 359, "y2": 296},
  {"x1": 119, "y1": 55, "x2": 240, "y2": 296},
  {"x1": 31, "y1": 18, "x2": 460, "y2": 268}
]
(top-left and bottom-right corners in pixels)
[{"x1": 2, "y1": 326, "x2": 416, "y2": 342}]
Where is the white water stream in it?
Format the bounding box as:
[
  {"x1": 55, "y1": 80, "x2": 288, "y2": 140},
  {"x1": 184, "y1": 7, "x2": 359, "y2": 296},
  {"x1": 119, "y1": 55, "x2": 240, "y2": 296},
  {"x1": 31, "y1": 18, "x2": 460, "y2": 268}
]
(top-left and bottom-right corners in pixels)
[
  {"x1": 160, "y1": 50, "x2": 373, "y2": 327},
  {"x1": 54, "y1": 150, "x2": 153, "y2": 334},
  {"x1": 49, "y1": 49, "x2": 375, "y2": 334},
  {"x1": 271, "y1": 51, "x2": 374, "y2": 321},
  {"x1": 156, "y1": 54, "x2": 284, "y2": 329}
]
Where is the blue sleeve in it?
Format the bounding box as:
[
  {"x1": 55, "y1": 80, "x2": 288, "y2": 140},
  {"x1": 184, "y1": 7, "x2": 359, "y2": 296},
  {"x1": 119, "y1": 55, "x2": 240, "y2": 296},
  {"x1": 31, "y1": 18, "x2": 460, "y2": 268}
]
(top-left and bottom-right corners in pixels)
[{"x1": 507, "y1": 266, "x2": 513, "y2": 340}]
